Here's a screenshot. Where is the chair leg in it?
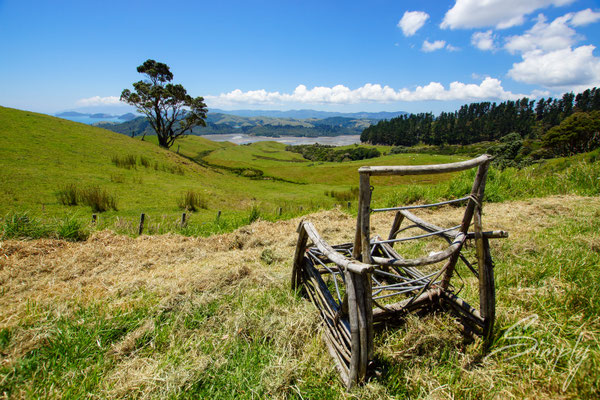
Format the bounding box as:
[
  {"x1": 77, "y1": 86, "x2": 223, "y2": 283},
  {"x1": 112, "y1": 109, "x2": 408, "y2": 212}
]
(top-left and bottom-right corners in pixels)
[{"x1": 478, "y1": 237, "x2": 495, "y2": 347}]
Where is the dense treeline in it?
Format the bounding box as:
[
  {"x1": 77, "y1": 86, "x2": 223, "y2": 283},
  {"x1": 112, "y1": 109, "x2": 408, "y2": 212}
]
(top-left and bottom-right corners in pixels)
[
  {"x1": 361, "y1": 87, "x2": 600, "y2": 147},
  {"x1": 286, "y1": 144, "x2": 381, "y2": 162}
]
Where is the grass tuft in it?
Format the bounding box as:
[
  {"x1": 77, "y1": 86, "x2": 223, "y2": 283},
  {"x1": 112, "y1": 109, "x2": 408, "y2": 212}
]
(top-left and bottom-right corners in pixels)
[
  {"x1": 325, "y1": 186, "x2": 359, "y2": 202},
  {"x1": 139, "y1": 155, "x2": 151, "y2": 168},
  {"x1": 56, "y1": 183, "x2": 80, "y2": 206},
  {"x1": 0, "y1": 212, "x2": 49, "y2": 239},
  {"x1": 177, "y1": 190, "x2": 208, "y2": 212},
  {"x1": 111, "y1": 154, "x2": 137, "y2": 169},
  {"x1": 80, "y1": 186, "x2": 118, "y2": 212},
  {"x1": 248, "y1": 204, "x2": 261, "y2": 224},
  {"x1": 54, "y1": 214, "x2": 88, "y2": 241}
]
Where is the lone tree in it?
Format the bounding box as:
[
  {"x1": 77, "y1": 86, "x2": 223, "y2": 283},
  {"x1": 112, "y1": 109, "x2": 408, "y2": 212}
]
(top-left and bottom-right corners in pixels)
[{"x1": 121, "y1": 59, "x2": 207, "y2": 149}]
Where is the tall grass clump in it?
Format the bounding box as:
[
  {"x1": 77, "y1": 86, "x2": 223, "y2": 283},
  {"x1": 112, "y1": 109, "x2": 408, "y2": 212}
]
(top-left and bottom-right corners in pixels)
[
  {"x1": 178, "y1": 190, "x2": 208, "y2": 212},
  {"x1": 0, "y1": 212, "x2": 49, "y2": 239},
  {"x1": 54, "y1": 214, "x2": 88, "y2": 241},
  {"x1": 325, "y1": 186, "x2": 359, "y2": 202},
  {"x1": 56, "y1": 183, "x2": 80, "y2": 206},
  {"x1": 382, "y1": 157, "x2": 600, "y2": 208},
  {"x1": 80, "y1": 186, "x2": 118, "y2": 212},
  {"x1": 247, "y1": 204, "x2": 261, "y2": 224},
  {"x1": 139, "y1": 155, "x2": 151, "y2": 168},
  {"x1": 109, "y1": 173, "x2": 125, "y2": 183},
  {"x1": 111, "y1": 154, "x2": 137, "y2": 169}
]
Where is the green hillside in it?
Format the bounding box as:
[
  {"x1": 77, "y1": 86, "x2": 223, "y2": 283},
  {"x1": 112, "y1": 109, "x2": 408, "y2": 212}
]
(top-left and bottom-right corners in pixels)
[
  {"x1": 0, "y1": 107, "x2": 345, "y2": 222},
  {"x1": 3, "y1": 107, "x2": 453, "y2": 227}
]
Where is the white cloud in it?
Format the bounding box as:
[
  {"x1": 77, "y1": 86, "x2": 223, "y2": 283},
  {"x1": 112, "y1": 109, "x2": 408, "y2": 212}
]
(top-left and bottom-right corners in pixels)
[
  {"x1": 508, "y1": 45, "x2": 600, "y2": 89},
  {"x1": 471, "y1": 31, "x2": 496, "y2": 51},
  {"x1": 76, "y1": 96, "x2": 122, "y2": 106},
  {"x1": 441, "y1": 0, "x2": 575, "y2": 29},
  {"x1": 398, "y1": 11, "x2": 429, "y2": 36},
  {"x1": 205, "y1": 78, "x2": 532, "y2": 107},
  {"x1": 502, "y1": 11, "x2": 600, "y2": 90},
  {"x1": 504, "y1": 14, "x2": 578, "y2": 54},
  {"x1": 570, "y1": 8, "x2": 600, "y2": 26},
  {"x1": 422, "y1": 40, "x2": 446, "y2": 52}
]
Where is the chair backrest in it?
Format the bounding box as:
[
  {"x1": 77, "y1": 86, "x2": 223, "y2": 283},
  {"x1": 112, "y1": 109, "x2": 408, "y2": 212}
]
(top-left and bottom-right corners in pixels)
[{"x1": 352, "y1": 154, "x2": 493, "y2": 264}]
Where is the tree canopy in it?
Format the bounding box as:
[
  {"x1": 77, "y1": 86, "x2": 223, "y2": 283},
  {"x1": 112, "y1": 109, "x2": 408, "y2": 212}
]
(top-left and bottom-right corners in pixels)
[
  {"x1": 542, "y1": 111, "x2": 600, "y2": 156},
  {"x1": 360, "y1": 87, "x2": 600, "y2": 148},
  {"x1": 120, "y1": 59, "x2": 207, "y2": 149}
]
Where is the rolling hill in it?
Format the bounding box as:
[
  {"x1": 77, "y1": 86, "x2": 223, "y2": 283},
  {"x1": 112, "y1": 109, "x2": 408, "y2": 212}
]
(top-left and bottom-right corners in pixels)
[{"x1": 0, "y1": 107, "x2": 356, "y2": 221}]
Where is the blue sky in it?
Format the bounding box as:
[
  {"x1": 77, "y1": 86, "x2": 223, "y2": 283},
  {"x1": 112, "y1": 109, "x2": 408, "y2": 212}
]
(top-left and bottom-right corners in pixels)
[{"x1": 1, "y1": 0, "x2": 599, "y2": 115}]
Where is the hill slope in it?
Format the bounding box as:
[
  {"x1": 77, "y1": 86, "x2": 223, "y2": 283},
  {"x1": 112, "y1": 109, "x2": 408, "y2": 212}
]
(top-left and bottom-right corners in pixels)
[{"x1": 0, "y1": 107, "x2": 347, "y2": 219}]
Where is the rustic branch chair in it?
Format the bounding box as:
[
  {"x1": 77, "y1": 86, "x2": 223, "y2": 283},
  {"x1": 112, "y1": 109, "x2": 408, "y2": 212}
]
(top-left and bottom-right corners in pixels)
[{"x1": 291, "y1": 154, "x2": 507, "y2": 388}]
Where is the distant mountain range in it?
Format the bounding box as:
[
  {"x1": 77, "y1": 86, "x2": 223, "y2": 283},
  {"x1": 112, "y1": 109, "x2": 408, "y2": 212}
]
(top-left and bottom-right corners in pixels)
[
  {"x1": 55, "y1": 108, "x2": 408, "y2": 138},
  {"x1": 209, "y1": 109, "x2": 407, "y2": 120}
]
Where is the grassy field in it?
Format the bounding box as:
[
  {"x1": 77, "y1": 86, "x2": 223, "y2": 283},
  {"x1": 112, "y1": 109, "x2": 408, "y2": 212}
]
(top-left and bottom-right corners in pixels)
[
  {"x1": 1, "y1": 196, "x2": 598, "y2": 398},
  {"x1": 1, "y1": 106, "x2": 599, "y2": 397},
  {"x1": 202, "y1": 141, "x2": 461, "y2": 187},
  {"x1": 0, "y1": 107, "x2": 468, "y2": 238}
]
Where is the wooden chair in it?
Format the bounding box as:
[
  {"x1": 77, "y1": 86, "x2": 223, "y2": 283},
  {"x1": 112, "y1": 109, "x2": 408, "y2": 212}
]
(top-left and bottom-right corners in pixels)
[{"x1": 292, "y1": 154, "x2": 507, "y2": 388}]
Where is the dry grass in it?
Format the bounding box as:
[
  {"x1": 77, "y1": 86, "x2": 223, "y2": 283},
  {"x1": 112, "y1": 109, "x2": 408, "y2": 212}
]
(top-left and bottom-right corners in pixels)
[{"x1": 1, "y1": 195, "x2": 599, "y2": 398}]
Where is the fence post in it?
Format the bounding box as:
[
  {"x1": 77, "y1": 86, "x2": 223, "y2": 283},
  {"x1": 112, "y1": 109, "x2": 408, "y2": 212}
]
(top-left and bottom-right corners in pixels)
[
  {"x1": 216, "y1": 210, "x2": 222, "y2": 221},
  {"x1": 181, "y1": 212, "x2": 187, "y2": 227},
  {"x1": 138, "y1": 213, "x2": 145, "y2": 235},
  {"x1": 278, "y1": 207, "x2": 282, "y2": 216}
]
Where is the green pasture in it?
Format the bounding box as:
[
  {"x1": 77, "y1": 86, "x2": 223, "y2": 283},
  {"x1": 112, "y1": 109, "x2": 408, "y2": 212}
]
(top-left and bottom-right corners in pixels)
[
  {"x1": 202, "y1": 140, "x2": 462, "y2": 186},
  {"x1": 0, "y1": 107, "x2": 468, "y2": 234}
]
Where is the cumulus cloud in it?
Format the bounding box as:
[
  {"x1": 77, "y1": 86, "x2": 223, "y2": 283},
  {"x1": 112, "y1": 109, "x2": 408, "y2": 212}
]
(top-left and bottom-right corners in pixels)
[
  {"x1": 205, "y1": 78, "x2": 531, "y2": 107},
  {"x1": 441, "y1": 0, "x2": 575, "y2": 29},
  {"x1": 422, "y1": 40, "x2": 446, "y2": 52},
  {"x1": 503, "y1": 11, "x2": 600, "y2": 89},
  {"x1": 398, "y1": 11, "x2": 429, "y2": 36},
  {"x1": 76, "y1": 96, "x2": 122, "y2": 106},
  {"x1": 570, "y1": 8, "x2": 600, "y2": 26},
  {"x1": 508, "y1": 45, "x2": 600, "y2": 89},
  {"x1": 505, "y1": 14, "x2": 580, "y2": 54},
  {"x1": 471, "y1": 31, "x2": 496, "y2": 51}
]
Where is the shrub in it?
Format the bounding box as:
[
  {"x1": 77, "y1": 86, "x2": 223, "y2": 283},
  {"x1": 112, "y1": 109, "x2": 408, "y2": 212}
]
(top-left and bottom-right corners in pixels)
[
  {"x1": 178, "y1": 190, "x2": 208, "y2": 212},
  {"x1": 56, "y1": 183, "x2": 80, "y2": 206},
  {"x1": 80, "y1": 186, "x2": 118, "y2": 212}
]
